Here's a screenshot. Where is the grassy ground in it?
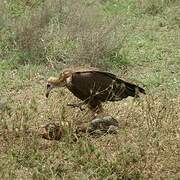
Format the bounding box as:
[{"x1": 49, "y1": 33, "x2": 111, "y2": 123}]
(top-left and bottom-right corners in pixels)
[{"x1": 0, "y1": 0, "x2": 180, "y2": 179}]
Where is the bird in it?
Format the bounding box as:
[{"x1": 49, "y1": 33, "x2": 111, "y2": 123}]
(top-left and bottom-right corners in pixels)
[{"x1": 45, "y1": 69, "x2": 145, "y2": 112}]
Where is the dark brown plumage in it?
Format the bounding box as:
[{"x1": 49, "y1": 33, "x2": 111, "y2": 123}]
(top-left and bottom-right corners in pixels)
[{"x1": 46, "y1": 69, "x2": 145, "y2": 111}]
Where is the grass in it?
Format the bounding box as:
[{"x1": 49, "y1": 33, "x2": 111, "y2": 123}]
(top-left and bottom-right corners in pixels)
[{"x1": 0, "y1": 0, "x2": 180, "y2": 179}]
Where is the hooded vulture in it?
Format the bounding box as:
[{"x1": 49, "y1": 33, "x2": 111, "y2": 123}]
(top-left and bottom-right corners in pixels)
[{"x1": 46, "y1": 69, "x2": 145, "y2": 111}]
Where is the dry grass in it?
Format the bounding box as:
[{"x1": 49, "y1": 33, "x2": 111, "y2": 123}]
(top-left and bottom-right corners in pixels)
[
  {"x1": 0, "y1": 68, "x2": 179, "y2": 179},
  {"x1": 0, "y1": 0, "x2": 123, "y2": 68},
  {"x1": 0, "y1": 0, "x2": 180, "y2": 179},
  {"x1": 42, "y1": 0, "x2": 124, "y2": 69},
  {"x1": 137, "y1": 0, "x2": 179, "y2": 15}
]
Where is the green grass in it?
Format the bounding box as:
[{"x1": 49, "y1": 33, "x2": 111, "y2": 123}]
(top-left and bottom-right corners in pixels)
[{"x1": 0, "y1": 0, "x2": 180, "y2": 179}]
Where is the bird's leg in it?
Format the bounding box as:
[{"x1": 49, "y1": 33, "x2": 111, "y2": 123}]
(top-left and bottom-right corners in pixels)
[{"x1": 67, "y1": 101, "x2": 86, "y2": 111}]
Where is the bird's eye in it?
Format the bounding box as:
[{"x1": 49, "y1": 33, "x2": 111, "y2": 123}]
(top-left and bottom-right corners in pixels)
[{"x1": 47, "y1": 84, "x2": 51, "y2": 88}]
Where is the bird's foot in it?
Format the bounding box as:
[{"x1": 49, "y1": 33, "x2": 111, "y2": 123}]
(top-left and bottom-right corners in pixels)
[{"x1": 67, "y1": 103, "x2": 85, "y2": 111}]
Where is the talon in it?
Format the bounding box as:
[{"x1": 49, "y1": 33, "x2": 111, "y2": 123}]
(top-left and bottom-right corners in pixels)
[
  {"x1": 67, "y1": 103, "x2": 85, "y2": 111},
  {"x1": 67, "y1": 103, "x2": 76, "y2": 108}
]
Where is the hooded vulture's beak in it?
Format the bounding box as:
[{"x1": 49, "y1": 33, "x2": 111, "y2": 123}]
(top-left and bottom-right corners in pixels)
[{"x1": 45, "y1": 84, "x2": 52, "y2": 98}]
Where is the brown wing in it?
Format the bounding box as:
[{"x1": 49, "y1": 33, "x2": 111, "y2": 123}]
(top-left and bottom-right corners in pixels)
[
  {"x1": 75, "y1": 70, "x2": 117, "y2": 79},
  {"x1": 66, "y1": 70, "x2": 145, "y2": 102},
  {"x1": 66, "y1": 71, "x2": 115, "y2": 101}
]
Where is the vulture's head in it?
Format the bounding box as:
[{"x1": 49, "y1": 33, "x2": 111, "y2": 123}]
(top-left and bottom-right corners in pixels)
[{"x1": 45, "y1": 70, "x2": 72, "y2": 98}]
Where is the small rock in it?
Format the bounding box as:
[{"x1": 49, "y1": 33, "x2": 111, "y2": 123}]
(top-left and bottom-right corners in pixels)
[
  {"x1": 108, "y1": 125, "x2": 119, "y2": 134},
  {"x1": 90, "y1": 116, "x2": 119, "y2": 130},
  {"x1": 75, "y1": 116, "x2": 119, "y2": 137},
  {"x1": 102, "y1": 116, "x2": 119, "y2": 127},
  {"x1": 41, "y1": 123, "x2": 63, "y2": 141}
]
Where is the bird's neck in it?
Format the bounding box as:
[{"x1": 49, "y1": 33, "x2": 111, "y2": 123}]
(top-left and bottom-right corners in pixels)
[{"x1": 51, "y1": 77, "x2": 62, "y2": 86}]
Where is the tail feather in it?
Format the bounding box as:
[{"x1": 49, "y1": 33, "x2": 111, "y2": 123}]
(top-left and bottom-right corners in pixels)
[
  {"x1": 125, "y1": 81, "x2": 145, "y2": 94},
  {"x1": 116, "y1": 79, "x2": 145, "y2": 99}
]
